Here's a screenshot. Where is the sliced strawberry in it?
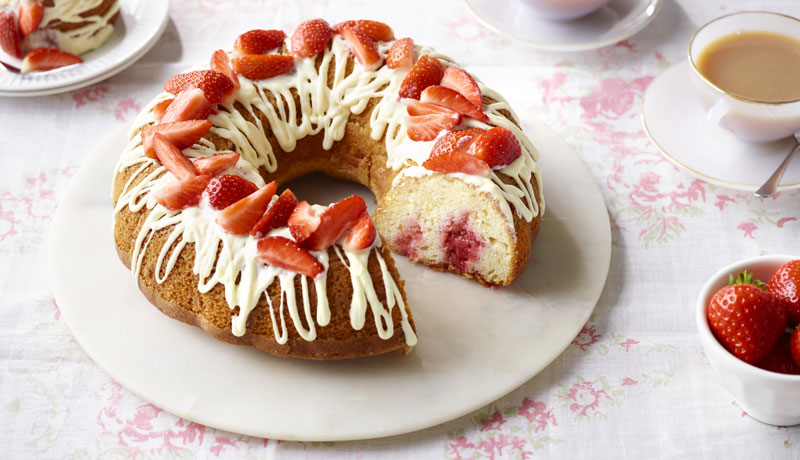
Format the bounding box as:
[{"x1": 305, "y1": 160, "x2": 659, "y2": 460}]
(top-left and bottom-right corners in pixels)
[
  {"x1": 210, "y1": 49, "x2": 239, "y2": 89},
  {"x1": 333, "y1": 20, "x2": 394, "y2": 42},
  {"x1": 154, "y1": 175, "x2": 211, "y2": 211},
  {"x1": 342, "y1": 212, "x2": 376, "y2": 252},
  {"x1": 340, "y1": 27, "x2": 380, "y2": 67},
  {"x1": 193, "y1": 152, "x2": 239, "y2": 176},
  {"x1": 233, "y1": 29, "x2": 286, "y2": 57},
  {"x1": 420, "y1": 85, "x2": 488, "y2": 122},
  {"x1": 250, "y1": 189, "x2": 298, "y2": 238},
  {"x1": 161, "y1": 88, "x2": 213, "y2": 123},
  {"x1": 423, "y1": 152, "x2": 491, "y2": 177},
  {"x1": 257, "y1": 236, "x2": 324, "y2": 278},
  {"x1": 204, "y1": 174, "x2": 259, "y2": 210},
  {"x1": 430, "y1": 128, "x2": 485, "y2": 158},
  {"x1": 406, "y1": 99, "x2": 460, "y2": 117},
  {"x1": 21, "y1": 47, "x2": 82, "y2": 73},
  {"x1": 386, "y1": 37, "x2": 414, "y2": 70},
  {"x1": 216, "y1": 181, "x2": 277, "y2": 234},
  {"x1": 164, "y1": 70, "x2": 235, "y2": 105},
  {"x1": 231, "y1": 54, "x2": 294, "y2": 80},
  {"x1": 0, "y1": 9, "x2": 21, "y2": 58},
  {"x1": 142, "y1": 120, "x2": 212, "y2": 159},
  {"x1": 288, "y1": 201, "x2": 320, "y2": 243},
  {"x1": 467, "y1": 126, "x2": 522, "y2": 168},
  {"x1": 152, "y1": 133, "x2": 199, "y2": 181},
  {"x1": 152, "y1": 98, "x2": 173, "y2": 123},
  {"x1": 404, "y1": 113, "x2": 460, "y2": 142},
  {"x1": 398, "y1": 55, "x2": 445, "y2": 100},
  {"x1": 18, "y1": 0, "x2": 43, "y2": 38},
  {"x1": 302, "y1": 195, "x2": 368, "y2": 251},
  {"x1": 291, "y1": 18, "x2": 333, "y2": 58},
  {"x1": 441, "y1": 67, "x2": 483, "y2": 108}
]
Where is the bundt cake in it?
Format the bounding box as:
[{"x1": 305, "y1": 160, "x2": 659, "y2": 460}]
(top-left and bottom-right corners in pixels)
[
  {"x1": 112, "y1": 19, "x2": 544, "y2": 360},
  {"x1": 0, "y1": 0, "x2": 120, "y2": 72}
]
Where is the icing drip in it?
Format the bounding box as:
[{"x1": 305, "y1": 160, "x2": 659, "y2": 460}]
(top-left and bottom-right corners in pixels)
[
  {"x1": 115, "y1": 33, "x2": 544, "y2": 348},
  {"x1": 13, "y1": 0, "x2": 120, "y2": 56}
]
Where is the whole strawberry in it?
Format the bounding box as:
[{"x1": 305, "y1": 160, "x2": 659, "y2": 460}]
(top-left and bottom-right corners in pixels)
[
  {"x1": 792, "y1": 326, "x2": 800, "y2": 368},
  {"x1": 756, "y1": 332, "x2": 800, "y2": 375},
  {"x1": 707, "y1": 271, "x2": 787, "y2": 364},
  {"x1": 767, "y1": 259, "x2": 800, "y2": 327}
]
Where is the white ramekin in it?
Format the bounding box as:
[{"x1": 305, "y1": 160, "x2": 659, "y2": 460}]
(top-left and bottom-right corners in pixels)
[{"x1": 696, "y1": 254, "x2": 800, "y2": 426}]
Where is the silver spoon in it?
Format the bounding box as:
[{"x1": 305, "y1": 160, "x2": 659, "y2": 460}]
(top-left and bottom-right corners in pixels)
[{"x1": 754, "y1": 132, "x2": 800, "y2": 198}]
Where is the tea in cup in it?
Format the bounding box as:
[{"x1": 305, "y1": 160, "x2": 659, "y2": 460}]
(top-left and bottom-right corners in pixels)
[{"x1": 688, "y1": 11, "x2": 800, "y2": 142}]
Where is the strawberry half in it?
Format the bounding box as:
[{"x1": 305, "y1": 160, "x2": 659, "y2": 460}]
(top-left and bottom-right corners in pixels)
[
  {"x1": 193, "y1": 152, "x2": 239, "y2": 177},
  {"x1": 257, "y1": 236, "x2": 324, "y2": 278},
  {"x1": 467, "y1": 126, "x2": 522, "y2": 169},
  {"x1": 291, "y1": 18, "x2": 333, "y2": 58},
  {"x1": 342, "y1": 212, "x2": 376, "y2": 252},
  {"x1": 152, "y1": 98, "x2": 173, "y2": 123},
  {"x1": 406, "y1": 99, "x2": 460, "y2": 117},
  {"x1": 160, "y1": 88, "x2": 213, "y2": 123},
  {"x1": 233, "y1": 29, "x2": 286, "y2": 57},
  {"x1": 210, "y1": 49, "x2": 239, "y2": 89},
  {"x1": 21, "y1": 48, "x2": 82, "y2": 73},
  {"x1": 250, "y1": 188, "x2": 298, "y2": 238},
  {"x1": 154, "y1": 175, "x2": 212, "y2": 211},
  {"x1": 768, "y1": 259, "x2": 800, "y2": 327},
  {"x1": 164, "y1": 70, "x2": 235, "y2": 105},
  {"x1": 340, "y1": 26, "x2": 380, "y2": 67},
  {"x1": 386, "y1": 37, "x2": 414, "y2": 70},
  {"x1": 420, "y1": 85, "x2": 488, "y2": 122},
  {"x1": 204, "y1": 174, "x2": 259, "y2": 210},
  {"x1": 422, "y1": 152, "x2": 491, "y2": 177},
  {"x1": 0, "y1": 9, "x2": 21, "y2": 58},
  {"x1": 231, "y1": 54, "x2": 294, "y2": 80},
  {"x1": 441, "y1": 67, "x2": 483, "y2": 108},
  {"x1": 288, "y1": 201, "x2": 320, "y2": 243},
  {"x1": 216, "y1": 181, "x2": 277, "y2": 235},
  {"x1": 404, "y1": 112, "x2": 460, "y2": 142},
  {"x1": 398, "y1": 55, "x2": 445, "y2": 100},
  {"x1": 302, "y1": 195, "x2": 368, "y2": 251},
  {"x1": 430, "y1": 128, "x2": 485, "y2": 158},
  {"x1": 332, "y1": 20, "x2": 394, "y2": 42},
  {"x1": 707, "y1": 271, "x2": 787, "y2": 364},
  {"x1": 152, "y1": 133, "x2": 199, "y2": 181},
  {"x1": 142, "y1": 120, "x2": 212, "y2": 159},
  {"x1": 18, "y1": 0, "x2": 43, "y2": 38}
]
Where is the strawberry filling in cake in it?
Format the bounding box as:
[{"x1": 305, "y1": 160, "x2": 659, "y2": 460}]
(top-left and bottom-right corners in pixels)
[
  {"x1": 113, "y1": 19, "x2": 544, "y2": 359},
  {"x1": 0, "y1": 0, "x2": 120, "y2": 73}
]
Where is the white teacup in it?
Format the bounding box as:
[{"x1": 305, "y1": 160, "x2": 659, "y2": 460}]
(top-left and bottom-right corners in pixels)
[
  {"x1": 688, "y1": 12, "x2": 800, "y2": 143},
  {"x1": 520, "y1": 0, "x2": 609, "y2": 21}
]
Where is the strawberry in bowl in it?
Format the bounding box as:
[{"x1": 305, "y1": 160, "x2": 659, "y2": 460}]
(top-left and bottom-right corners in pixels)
[{"x1": 697, "y1": 255, "x2": 800, "y2": 426}]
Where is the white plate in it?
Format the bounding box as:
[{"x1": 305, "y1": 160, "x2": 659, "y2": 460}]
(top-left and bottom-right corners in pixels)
[
  {"x1": 50, "y1": 118, "x2": 611, "y2": 441},
  {"x1": 462, "y1": 0, "x2": 661, "y2": 51},
  {"x1": 0, "y1": 0, "x2": 169, "y2": 97},
  {"x1": 642, "y1": 61, "x2": 800, "y2": 192}
]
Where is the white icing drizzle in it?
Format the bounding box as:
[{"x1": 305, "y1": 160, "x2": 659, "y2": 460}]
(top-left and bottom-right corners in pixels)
[{"x1": 114, "y1": 32, "x2": 543, "y2": 349}]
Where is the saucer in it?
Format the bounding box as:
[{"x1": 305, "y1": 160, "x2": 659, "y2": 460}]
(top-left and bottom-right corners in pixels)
[
  {"x1": 641, "y1": 61, "x2": 800, "y2": 192},
  {"x1": 0, "y1": 0, "x2": 169, "y2": 97},
  {"x1": 462, "y1": 0, "x2": 662, "y2": 51}
]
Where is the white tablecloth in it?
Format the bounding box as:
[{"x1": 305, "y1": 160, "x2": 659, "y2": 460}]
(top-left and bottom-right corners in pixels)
[{"x1": 2, "y1": 0, "x2": 799, "y2": 458}]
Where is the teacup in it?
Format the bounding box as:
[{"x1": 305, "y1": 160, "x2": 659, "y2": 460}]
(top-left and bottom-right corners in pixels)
[
  {"x1": 520, "y1": 0, "x2": 609, "y2": 21},
  {"x1": 688, "y1": 12, "x2": 800, "y2": 143}
]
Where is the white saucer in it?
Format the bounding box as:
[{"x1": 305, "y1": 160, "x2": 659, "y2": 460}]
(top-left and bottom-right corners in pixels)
[
  {"x1": 0, "y1": 0, "x2": 169, "y2": 97},
  {"x1": 50, "y1": 116, "x2": 611, "y2": 441},
  {"x1": 462, "y1": 0, "x2": 662, "y2": 51},
  {"x1": 642, "y1": 61, "x2": 800, "y2": 192}
]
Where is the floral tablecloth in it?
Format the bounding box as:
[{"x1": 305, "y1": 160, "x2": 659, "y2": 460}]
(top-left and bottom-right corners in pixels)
[{"x1": 3, "y1": 0, "x2": 800, "y2": 458}]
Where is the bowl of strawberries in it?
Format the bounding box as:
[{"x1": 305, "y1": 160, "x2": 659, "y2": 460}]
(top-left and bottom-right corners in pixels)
[{"x1": 697, "y1": 255, "x2": 800, "y2": 426}]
